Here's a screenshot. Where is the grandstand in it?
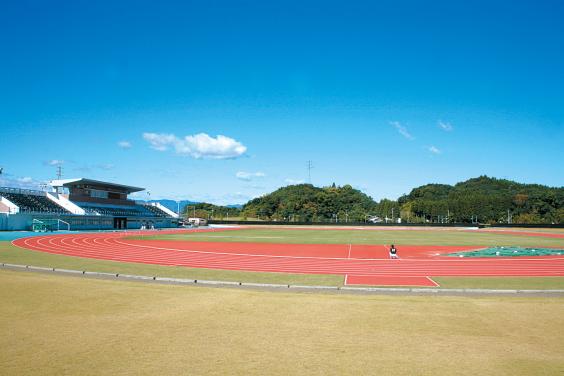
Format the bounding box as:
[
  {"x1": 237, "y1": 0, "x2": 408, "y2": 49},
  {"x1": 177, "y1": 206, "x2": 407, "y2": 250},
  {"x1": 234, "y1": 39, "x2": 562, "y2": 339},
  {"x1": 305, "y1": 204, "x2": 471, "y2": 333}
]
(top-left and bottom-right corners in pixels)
[
  {"x1": 0, "y1": 188, "x2": 70, "y2": 214},
  {"x1": 0, "y1": 178, "x2": 179, "y2": 231},
  {"x1": 142, "y1": 203, "x2": 172, "y2": 217}
]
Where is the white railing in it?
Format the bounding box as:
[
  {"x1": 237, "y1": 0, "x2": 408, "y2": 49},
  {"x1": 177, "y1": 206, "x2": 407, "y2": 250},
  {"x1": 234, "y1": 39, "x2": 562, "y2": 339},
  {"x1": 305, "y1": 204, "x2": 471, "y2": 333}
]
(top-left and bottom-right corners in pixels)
[
  {"x1": 0, "y1": 187, "x2": 47, "y2": 197},
  {"x1": 148, "y1": 202, "x2": 179, "y2": 218},
  {"x1": 0, "y1": 196, "x2": 19, "y2": 214},
  {"x1": 46, "y1": 193, "x2": 86, "y2": 215}
]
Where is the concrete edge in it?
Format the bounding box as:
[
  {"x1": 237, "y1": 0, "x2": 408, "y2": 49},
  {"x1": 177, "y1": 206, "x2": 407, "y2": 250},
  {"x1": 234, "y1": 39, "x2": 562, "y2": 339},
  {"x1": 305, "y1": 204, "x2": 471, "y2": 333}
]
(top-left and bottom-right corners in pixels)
[
  {"x1": 2, "y1": 263, "x2": 564, "y2": 296},
  {"x1": 155, "y1": 276, "x2": 196, "y2": 284}
]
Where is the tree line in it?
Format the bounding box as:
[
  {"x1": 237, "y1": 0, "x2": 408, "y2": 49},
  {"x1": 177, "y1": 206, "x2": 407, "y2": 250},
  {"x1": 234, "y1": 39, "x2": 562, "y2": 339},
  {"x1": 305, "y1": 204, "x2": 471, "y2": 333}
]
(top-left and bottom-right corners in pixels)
[
  {"x1": 397, "y1": 176, "x2": 563, "y2": 224},
  {"x1": 183, "y1": 176, "x2": 563, "y2": 224}
]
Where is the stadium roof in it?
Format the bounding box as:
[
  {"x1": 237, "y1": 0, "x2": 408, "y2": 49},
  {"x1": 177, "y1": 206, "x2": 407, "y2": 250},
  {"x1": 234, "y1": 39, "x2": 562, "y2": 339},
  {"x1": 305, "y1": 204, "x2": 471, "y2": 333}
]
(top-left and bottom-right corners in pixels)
[{"x1": 49, "y1": 178, "x2": 145, "y2": 193}]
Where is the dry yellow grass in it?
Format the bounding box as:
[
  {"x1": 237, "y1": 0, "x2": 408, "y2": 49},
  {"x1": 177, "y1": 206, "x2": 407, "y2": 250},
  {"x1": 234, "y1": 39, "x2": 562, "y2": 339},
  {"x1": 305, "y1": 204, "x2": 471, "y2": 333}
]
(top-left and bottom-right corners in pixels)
[{"x1": 1, "y1": 270, "x2": 563, "y2": 375}]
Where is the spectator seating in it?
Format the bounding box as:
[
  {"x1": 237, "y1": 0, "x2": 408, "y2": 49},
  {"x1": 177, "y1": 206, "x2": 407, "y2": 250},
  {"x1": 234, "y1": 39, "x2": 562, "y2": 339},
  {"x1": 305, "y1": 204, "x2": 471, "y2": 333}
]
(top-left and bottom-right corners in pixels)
[
  {"x1": 142, "y1": 204, "x2": 170, "y2": 217},
  {"x1": 0, "y1": 190, "x2": 70, "y2": 214},
  {"x1": 77, "y1": 204, "x2": 148, "y2": 217}
]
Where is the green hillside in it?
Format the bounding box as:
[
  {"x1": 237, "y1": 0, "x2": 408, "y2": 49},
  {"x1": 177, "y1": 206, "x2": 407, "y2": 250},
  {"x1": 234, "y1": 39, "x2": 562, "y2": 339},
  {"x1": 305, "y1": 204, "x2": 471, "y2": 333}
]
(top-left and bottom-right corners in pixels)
[
  {"x1": 398, "y1": 176, "x2": 564, "y2": 224},
  {"x1": 238, "y1": 177, "x2": 563, "y2": 224},
  {"x1": 242, "y1": 184, "x2": 376, "y2": 222}
]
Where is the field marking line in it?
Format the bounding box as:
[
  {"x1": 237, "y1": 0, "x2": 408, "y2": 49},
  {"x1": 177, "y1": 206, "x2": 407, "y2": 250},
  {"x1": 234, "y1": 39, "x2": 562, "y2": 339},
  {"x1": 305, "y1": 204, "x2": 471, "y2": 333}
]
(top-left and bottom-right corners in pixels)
[
  {"x1": 343, "y1": 275, "x2": 441, "y2": 287},
  {"x1": 426, "y1": 276, "x2": 440, "y2": 287},
  {"x1": 347, "y1": 244, "x2": 352, "y2": 259},
  {"x1": 344, "y1": 274, "x2": 349, "y2": 285}
]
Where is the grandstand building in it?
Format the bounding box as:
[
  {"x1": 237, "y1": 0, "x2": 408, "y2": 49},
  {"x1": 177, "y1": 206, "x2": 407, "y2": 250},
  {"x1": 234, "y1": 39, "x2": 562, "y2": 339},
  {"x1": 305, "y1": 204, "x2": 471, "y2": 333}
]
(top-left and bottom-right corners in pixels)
[{"x1": 0, "y1": 178, "x2": 179, "y2": 231}]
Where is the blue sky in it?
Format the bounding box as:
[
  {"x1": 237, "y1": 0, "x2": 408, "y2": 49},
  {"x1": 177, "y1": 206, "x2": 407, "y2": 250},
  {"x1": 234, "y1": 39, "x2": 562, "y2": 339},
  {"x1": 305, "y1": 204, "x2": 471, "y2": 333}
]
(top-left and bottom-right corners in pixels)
[{"x1": 1, "y1": 0, "x2": 563, "y2": 204}]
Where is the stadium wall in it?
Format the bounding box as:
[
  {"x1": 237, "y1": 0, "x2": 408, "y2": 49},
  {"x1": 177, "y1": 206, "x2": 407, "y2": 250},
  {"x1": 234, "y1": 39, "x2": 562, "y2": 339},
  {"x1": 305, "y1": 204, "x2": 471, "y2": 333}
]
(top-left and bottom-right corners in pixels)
[
  {"x1": 0, "y1": 213, "x2": 33, "y2": 231},
  {"x1": 0, "y1": 213, "x2": 175, "y2": 231},
  {"x1": 0, "y1": 214, "x2": 7, "y2": 230}
]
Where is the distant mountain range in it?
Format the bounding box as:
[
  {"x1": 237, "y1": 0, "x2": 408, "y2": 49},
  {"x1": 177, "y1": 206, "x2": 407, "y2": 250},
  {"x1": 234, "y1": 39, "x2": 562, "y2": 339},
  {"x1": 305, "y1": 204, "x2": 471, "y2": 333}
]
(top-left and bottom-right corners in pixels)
[
  {"x1": 143, "y1": 200, "x2": 242, "y2": 213},
  {"x1": 145, "y1": 200, "x2": 199, "y2": 214}
]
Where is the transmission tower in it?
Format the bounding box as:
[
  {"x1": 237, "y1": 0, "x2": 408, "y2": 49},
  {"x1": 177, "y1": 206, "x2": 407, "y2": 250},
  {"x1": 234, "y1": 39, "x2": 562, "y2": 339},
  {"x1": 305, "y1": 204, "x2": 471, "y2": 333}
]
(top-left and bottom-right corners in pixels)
[{"x1": 307, "y1": 160, "x2": 313, "y2": 184}]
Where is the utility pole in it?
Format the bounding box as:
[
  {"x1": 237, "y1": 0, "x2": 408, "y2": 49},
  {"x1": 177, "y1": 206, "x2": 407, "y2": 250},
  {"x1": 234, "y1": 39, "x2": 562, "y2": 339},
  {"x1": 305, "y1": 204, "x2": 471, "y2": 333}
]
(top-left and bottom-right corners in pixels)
[{"x1": 306, "y1": 160, "x2": 313, "y2": 184}]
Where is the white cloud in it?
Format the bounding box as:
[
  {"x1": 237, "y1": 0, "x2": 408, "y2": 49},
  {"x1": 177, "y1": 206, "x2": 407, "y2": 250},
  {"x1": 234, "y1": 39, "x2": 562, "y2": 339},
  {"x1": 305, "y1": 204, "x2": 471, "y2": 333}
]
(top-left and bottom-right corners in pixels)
[
  {"x1": 118, "y1": 141, "x2": 132, "y2": 149},
  {"x1": 17, "y1": 177, "x2": 33, "y2": 184},
  {"x1": 236, "y1": 171, "x2": 266, "y2": 181},
  {"x1": 143, "y1": 133, "x2": 177, "y2": 151},
  {"x1": 438, "y1": 120, "x2": 453, "y2": 132},
  {"x1": 143, "y1": 132, "x2": 247, "y2": 159},
  {"x1": 390, "y1": 121, "x2": 415, "y2": 140},
  {"x1": 45, "y1": 159, "x2": 64, "y2": 166},
  {"x1": 0, "y1": 175, "x2": 43, "y2": 190},
  {"x1": 285, "y1": 178, "x2": 305, "y2": 185},
  {"x1": 428, "y1": 146, "x2": 441, "y2": 154}
]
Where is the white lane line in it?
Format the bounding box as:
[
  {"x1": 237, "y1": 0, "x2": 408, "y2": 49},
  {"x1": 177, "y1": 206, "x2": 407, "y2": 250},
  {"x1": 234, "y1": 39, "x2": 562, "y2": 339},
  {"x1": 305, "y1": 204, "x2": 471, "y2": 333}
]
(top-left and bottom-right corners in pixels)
[{"x1": 425, "y1": 277, "x2": 440, "y2": 287}]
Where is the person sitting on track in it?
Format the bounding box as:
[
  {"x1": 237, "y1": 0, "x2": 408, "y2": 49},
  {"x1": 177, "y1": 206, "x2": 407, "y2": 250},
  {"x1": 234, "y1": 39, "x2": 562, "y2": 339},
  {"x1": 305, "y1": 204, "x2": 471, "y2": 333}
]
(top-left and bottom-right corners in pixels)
[{"x1": 389, "y1": 244, "x2": 399, "y2": 259}]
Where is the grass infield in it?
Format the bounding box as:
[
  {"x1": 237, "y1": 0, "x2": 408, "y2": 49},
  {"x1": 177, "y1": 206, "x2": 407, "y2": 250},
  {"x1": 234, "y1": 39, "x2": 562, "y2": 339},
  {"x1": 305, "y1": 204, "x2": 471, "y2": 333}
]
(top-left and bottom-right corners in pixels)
[{"x1": 1, "y1": 270, "x2": 563, "y2": 375}]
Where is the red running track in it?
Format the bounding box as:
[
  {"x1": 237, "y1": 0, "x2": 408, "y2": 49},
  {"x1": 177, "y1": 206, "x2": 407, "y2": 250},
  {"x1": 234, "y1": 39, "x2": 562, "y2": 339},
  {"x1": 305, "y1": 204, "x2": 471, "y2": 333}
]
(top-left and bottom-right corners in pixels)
[{"x1": 12, "y1": 230, "x2": 564, "y2": 287}]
